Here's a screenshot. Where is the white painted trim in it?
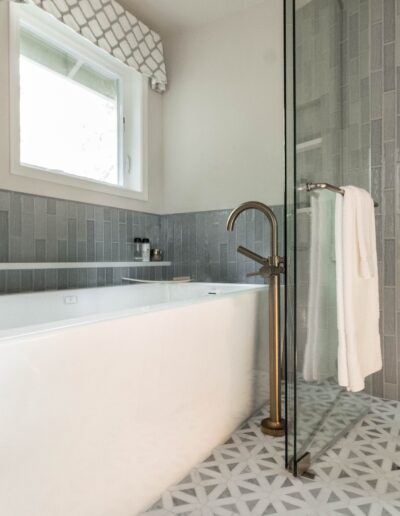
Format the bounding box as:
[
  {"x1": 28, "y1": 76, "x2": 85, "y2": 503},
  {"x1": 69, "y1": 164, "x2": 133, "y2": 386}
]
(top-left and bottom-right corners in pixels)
[
  {"x1": 8, "y1": 2, "x2": 149, "y2": 203},
  {"x1": 0, "y1": 261, "x2": 172, "y2": 270}
]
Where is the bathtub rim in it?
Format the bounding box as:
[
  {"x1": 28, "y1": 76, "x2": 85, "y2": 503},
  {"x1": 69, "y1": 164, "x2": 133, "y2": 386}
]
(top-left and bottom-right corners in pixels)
[{"x1": 0, "y1": 282, "x2": 268, "y2": 342}]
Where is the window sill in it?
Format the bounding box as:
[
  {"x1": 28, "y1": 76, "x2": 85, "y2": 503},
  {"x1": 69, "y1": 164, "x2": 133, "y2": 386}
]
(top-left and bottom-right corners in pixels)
[{"x1": 11, "y1": 164, "x2": 148, "y2": 202}]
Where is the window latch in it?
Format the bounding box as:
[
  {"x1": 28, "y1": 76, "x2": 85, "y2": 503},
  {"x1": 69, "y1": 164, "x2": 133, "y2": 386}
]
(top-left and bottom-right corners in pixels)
[{"x1": 125, "y1": 155, "x2": 131, "y2": 175}]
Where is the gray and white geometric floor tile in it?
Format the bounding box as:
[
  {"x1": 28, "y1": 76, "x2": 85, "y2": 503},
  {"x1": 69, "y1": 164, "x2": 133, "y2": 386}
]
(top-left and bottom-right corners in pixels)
[
  {"x1": 141, "y1": 396, "x2": 400, "y2": 516},
  {"x1": 295, "y1": 380, "x2": 371, "y2": 461}
]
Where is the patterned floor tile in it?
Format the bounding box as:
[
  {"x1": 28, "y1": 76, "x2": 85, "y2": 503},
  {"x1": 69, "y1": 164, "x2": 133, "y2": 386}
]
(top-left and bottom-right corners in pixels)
[{"x1": 141, "y1": 396, "x2": 400, "y2": 516}]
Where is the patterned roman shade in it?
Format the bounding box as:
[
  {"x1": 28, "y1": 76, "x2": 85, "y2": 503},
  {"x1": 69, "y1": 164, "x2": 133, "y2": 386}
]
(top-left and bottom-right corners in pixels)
[{"x1": 18, "y1": 0, "x2": 167, "y2": 92}]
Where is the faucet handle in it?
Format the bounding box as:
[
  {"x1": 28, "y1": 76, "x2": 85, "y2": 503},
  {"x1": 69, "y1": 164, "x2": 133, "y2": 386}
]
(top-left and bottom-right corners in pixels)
[
  {"x1": 247, "y1": 256, "x2": 285, "y2": 278},
  {"x1": 237, "y1": 245, "x2": 268, "y2": 266},
  {"x1": 246, "y1": 271, "x2": 260, "y2": 278}
]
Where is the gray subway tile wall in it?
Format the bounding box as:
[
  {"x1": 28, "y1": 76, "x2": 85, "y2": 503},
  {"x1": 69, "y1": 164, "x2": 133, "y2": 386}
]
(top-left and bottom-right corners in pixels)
[
  {"x1": 0, "y1": 191, "x2": 164, "y2": 293},
  {"x1": 160, "y1": 207, "x2": 284, "y2": 284},
  {"x1": 0, "y1": 189, "x2": 283, "y2": 294},
  {"x1": 295, "y1": 0, "x2": 400, "y2": 402},
  {"x1": 362, "y1": 0, "x2": 400, "y2": 400}
]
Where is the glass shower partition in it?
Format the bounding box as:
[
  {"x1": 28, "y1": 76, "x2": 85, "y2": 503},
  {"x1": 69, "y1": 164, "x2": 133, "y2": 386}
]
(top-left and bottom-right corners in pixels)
[{"x1": 284, "y1": 0, "x2": 371, "y2": 475}]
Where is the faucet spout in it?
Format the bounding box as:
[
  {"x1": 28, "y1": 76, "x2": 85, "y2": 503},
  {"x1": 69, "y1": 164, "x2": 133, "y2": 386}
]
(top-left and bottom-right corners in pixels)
[{"x1": 226, "y1": 201, "x2": 278, "y2": 256}]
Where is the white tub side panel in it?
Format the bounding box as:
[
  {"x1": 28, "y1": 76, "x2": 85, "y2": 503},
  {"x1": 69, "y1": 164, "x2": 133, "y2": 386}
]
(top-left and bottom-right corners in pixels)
[{"x1": 0, "y1": 290, "x2": 268, "y2": 516}]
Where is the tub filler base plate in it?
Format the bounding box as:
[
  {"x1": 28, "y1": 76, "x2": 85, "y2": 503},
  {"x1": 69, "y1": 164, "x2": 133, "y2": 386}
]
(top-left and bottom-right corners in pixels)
[{"x1": 261, "y1": 416, "x2": 286, "y2": 437}]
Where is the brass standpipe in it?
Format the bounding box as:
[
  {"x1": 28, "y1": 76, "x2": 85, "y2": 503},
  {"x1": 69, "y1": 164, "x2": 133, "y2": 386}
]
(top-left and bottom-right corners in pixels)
[{"x1": 227, "y1": 201, "x2": 285, "y2": 438}]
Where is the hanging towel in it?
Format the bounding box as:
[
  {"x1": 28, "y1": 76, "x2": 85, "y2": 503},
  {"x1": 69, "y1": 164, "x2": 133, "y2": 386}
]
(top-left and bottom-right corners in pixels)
[
  {"x1": 335, "y1": 186, "x2": 382, "y2": 392},
  {"x1": 303, "y1": 190, "x2": 338, "y2": 382}
]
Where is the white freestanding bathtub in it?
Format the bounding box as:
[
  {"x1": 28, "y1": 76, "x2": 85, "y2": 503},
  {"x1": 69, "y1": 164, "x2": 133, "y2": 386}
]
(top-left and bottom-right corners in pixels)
[{"x1": 0, "y1": 282, "x2": 269, "y2": 516}]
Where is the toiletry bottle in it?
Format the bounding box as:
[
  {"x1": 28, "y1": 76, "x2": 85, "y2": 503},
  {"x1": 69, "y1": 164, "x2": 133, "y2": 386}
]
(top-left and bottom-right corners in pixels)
[
  {"x1": 142, "y1": 238, "x2": 151, "y2": 262},
  {"x1": 134, "y1": 238, "x2": 143, "y2": 261}
]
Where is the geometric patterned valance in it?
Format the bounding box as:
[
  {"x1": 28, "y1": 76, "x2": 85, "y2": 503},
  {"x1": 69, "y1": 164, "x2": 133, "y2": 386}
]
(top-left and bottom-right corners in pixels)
[{"x1": 20, "y1": 0, "x2": 167, "y2": 92}]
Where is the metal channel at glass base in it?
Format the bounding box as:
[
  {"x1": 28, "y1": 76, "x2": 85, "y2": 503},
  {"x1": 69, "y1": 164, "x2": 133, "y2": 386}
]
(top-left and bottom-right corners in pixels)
[{"x1": 288, "y1": 452, "x2": 315, "y2": 479}]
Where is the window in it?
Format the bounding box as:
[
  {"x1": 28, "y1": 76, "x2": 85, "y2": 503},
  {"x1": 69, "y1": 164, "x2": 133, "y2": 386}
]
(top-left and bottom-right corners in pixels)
[
  {"x1": 10, "y1": 4, "x2": 148, "y2": 199},
  {"x1": 20, "y1": 28, "x2": 120, "y2": 185}
]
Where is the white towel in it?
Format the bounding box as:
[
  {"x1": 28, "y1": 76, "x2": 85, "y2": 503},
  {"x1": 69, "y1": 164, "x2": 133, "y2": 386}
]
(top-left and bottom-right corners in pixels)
[
  {"x1": 335, "y1": 186, "x2": 382, "y2": 392},
  {"x1": 303, "y1": 191, "x2": 338, "y2": 382}
]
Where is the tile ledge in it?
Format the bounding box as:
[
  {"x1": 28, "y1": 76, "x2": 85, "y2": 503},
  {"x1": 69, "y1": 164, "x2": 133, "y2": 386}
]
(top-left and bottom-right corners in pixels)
[{"x1": 0, "y1": 262, "x2": 172, "y2": 271}]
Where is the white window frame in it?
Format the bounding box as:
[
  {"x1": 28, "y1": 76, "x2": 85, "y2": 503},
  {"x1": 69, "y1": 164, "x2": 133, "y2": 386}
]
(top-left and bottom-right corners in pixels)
[{"x1": 9, "y1": 2, "x2": 148, "y2": 201}]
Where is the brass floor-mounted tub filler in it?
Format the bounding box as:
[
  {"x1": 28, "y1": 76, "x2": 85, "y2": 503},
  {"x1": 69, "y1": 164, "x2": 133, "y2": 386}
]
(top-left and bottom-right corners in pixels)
[{"x1": 227, "y1": 201, "x2": 285, "y2": 437}]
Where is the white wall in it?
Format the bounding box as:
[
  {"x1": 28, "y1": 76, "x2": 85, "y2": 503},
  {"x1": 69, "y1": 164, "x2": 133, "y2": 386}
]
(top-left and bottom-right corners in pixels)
[
  {"x1": 161, "y1": 0, "x2": 284, "y2": 214},
  {"x1": 0, "y1": 1, "x2": 284, "y2": 215}
]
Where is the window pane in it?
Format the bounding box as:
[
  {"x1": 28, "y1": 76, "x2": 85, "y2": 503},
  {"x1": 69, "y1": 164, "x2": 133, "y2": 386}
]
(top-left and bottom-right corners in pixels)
[
  {"x1": 20, "y1": 28, "x2": 118, "y2": 99},
  {"x1": 19, "y1": 30, "x2": 120, "y2": 185}
]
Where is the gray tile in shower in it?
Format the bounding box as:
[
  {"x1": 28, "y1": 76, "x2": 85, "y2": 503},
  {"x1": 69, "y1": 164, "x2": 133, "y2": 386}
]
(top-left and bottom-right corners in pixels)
[
  {"x1": 384, "y1": 238, "x2": 396, "y2": 285},
  {"x1": 372, "y1": 368, "x2": 385, "y2": 399},
  {"x1": 371, "y1": 22, "x2": 383, "y2": 71},
  {"x1": 384, "y1": 141, "x2": 395, "y2": 188},
  {"x1": 371, "y1": 118, "x2": 383, "y2": 166},
  {"x1": 384, "y1": 42, "x2": 395, "y2": 91},
  {"x1": 384, "y1": 189, "x2": 395, "y2": 237},
  {"x1": 384, "y1": 90, "x2": 396, "y2": 140},
  {"x1": 384, "y1": 0, "x2": 396, "y2": 44},
  {"x1": 383, "y1": 286, "x2": 396, "y2": 334},
  {"x1": 349, "y1": 12, "x2": 360, "y2": 59},
  {"x1": 371, "y1": 0, "x2": 383, "y2": 23},
  {"x1": 383, "y1": 335, "x2": 398, "y2": 383},
  {"x1": 383, "y1": 381, "x2": 398, "y2": 400}
]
